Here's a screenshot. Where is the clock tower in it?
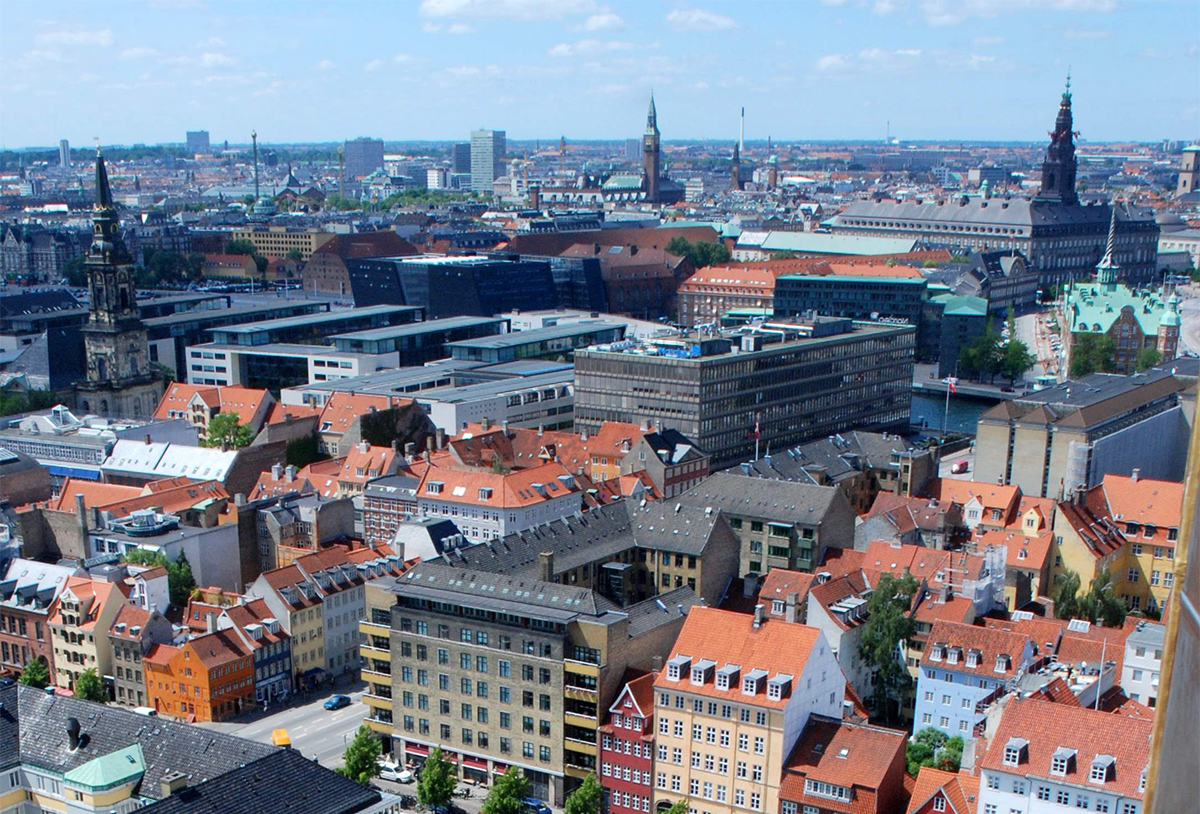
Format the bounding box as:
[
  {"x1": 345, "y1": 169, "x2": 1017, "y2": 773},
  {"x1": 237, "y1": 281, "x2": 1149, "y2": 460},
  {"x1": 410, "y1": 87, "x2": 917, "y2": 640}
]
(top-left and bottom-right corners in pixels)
[
  {"x1": 642, "y1": 93, "x2": 661, "y2": 203},
  {"x1": 74, "y1": 149, "x2": 163, "y2": 418}
]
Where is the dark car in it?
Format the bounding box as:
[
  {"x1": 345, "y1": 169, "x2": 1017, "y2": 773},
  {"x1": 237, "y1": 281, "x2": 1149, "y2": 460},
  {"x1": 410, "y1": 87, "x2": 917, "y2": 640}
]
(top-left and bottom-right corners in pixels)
[
  {"x1": 323, "y1": 694, "x2": 352, "y2": 710},
  {"x1": 524, "y1": 798, "x2": 551, "y2": 814}
]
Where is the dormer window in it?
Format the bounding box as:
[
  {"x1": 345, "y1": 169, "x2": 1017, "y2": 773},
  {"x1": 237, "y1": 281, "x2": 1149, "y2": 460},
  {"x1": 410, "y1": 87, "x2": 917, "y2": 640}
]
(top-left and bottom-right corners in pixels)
[
  {"x1": 478, "y1": 487, "x2": 493, "y2": 500},
  {"x1": 666, "y1": 655, "x2": 690, "y2": 681},
  {"x1": 715, "y1": 664, "x2": 739, "y2": 691},
  {"x1": 1140, "y1": 768, "x2": 1147, "y2": 792},
  {"x1": 427, "y1": 481, "x2": 444, "y2": 494},
  {"x1": 742, "y1": 669, "x2": 767, "y2": 696},
  {"x1": 929, "y1": 645, "x2": 944, "y2": 662},
  {"x1": 766, "y1": 674, "x2": 792, "y2": 701},
  {"x1": 771, "y1": 600, "x2": 784, "y2": 615},
  {"x1": 947, "y1": 647, "x2": 960, "y2": 665},
  {"x1": 1003, "y1": 738, "x2": 1028, "y2": 766},
  {"x1": 965, "y1": 650, "x2": 980, "y2": 669},
  {"x1": 994, "y1": 654, "x2": 1011, "y2": 673},
  {"x1": 1051, "y1": 747, "x2": 1076, "y2": 776},
  {"x1": 1090, "y1": 755, "x2": 1115, "y2": 784},
  {"x1": 691, "y1": 659, "x2": 715, "y2": 686}
]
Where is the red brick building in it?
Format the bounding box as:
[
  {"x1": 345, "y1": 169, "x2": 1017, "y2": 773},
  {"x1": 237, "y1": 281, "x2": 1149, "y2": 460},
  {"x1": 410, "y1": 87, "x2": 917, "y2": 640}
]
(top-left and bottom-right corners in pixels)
[
  {"x1": 301, "y1": 231, "x2": 418, "y2": 298},
  {"x1": 600, "y1": 673, "x2": 656, "y2": 814},
  {"x1": 0, "y1": 558, "x2": 76, "y2": 682}
]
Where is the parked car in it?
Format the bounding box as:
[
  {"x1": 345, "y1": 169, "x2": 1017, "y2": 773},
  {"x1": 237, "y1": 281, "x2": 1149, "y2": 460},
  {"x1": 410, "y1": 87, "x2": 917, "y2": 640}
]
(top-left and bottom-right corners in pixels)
[
  {"x1": 378, "y1": 760, "x2": 414, "y2": 783},
  {"x1": 323, "y1": 694, "x2": 352, "y2": 710},
  {"x1": 525, "y1": 798, "x2": 552, "y2": 814}
]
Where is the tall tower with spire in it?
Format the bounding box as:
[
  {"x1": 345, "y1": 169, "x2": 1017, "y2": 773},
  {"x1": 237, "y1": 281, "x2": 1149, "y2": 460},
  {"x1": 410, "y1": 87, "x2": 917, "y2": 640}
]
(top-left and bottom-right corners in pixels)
[
  {"x1": 1095, "y1": 203, "x2": 1120, "y2": 290},
  {"x1": 75, "y1": 150, "x2": 162, "y2": 418},
  {"x1": 1036, "y1": 73, "x2": 1079, "y2": 205},
  {"x1": 642, "y1": 92, "x2": 661, "y2": 203},
  {"x1": 730, "y1": 141, "x2": 742, "y2": 192}
]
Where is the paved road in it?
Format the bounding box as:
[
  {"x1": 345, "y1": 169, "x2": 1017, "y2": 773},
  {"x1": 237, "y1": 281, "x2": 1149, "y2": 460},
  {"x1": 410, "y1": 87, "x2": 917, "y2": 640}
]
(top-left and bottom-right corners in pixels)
[
  {"x1": 198, "y1": 684, "x2": 368, "y2": 768},
  {"x1": 1176, "y1": 283, "x2": 1200, "y2": 354},
  {"x1": 1014, "y1": 309, "x2": 1059, "y2": 380}
]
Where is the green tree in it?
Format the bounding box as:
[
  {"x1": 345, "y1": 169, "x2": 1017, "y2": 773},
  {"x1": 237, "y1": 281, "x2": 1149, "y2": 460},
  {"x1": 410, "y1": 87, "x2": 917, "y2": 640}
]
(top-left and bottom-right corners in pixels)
[
  {"x1": 335, "y1": 725, "x2": 383, "y2": 786},
  {"x1": 564, "y1": 773, "x2": 603, "y2": 814},
  {"x1": 1005, "y1": 304, "x2": 1017, "y2": 337},
  {"x1": 417, "y1": 747, "x2": 458, "y2": 809},
  {"x1": 1052, "y1": 570, "x2": 1082, "y2": 620},
  {"x1": 123, "y1": 549, "x2": 169, "y2": 568},
  {"x1": 1069, "y1": 333, "x2": 1117, "y2": 378},
  {"x1": 1000, "y1": 339, "x2": 1036, "y2": 384},
  {"x1": 1052, "y1": 568, "x2": 1126, "y2": 627},
  {"x1": 285, "y1": 432, "x2": 328, "y2": 469},
  {"x1": 661, "y1": 802, "x2": 689, "y2": 814},
  {"x1": 482, "y1": 766, "x2": 531, "y2": 814},
  {"x1": 666, "y1": 237, "x2": 731, "y2": 269},
  {"x1": 905, "y1": 728, "x2": 964, "y2": 776},
  {"x1": 63, "y1": 256, "x2": 87, "y2": 287},
  {"x1": 958, "y1": 321, "x2": 1003, "y2": 382},
  {"x1": 1135, "y1": 347, "x2": 1162, "y2": 372},
  {"x1": 224, "y1": 238, "x2": 259, "y2": 256},
  {"x1": 858, "y1": 572, "x2": 920, "y2": 723},
  {"x1": 0, "y1": 388, "x2": 60, "y2": 418},
  {"x1": 74, "y1": 667, "x2": 107, "y2": 702},
  {"x1": 167, "y1": 553, "x2": 196, "y2": 608},
  {"x1": 285, "y1": 247, "x2": 303, "y2": 262},
  {"x1": 203, "y1": 412, "x2": 256, "y2": 449},
  {"x1": 18, "y1": 656, "x2": 50, "y2": 689}
]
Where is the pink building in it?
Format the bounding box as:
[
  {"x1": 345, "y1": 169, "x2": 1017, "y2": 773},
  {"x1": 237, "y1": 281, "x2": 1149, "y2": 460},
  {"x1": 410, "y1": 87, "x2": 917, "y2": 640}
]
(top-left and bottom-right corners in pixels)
[{"x1": 599, "y1": 673, "x2": 656, "y2": 814}]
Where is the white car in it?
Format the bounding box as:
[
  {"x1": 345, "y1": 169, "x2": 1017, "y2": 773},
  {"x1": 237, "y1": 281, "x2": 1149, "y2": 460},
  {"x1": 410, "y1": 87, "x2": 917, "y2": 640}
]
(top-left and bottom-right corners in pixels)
[{"x1": 379, "y1": 761, "x2": 413, "y2": 783}]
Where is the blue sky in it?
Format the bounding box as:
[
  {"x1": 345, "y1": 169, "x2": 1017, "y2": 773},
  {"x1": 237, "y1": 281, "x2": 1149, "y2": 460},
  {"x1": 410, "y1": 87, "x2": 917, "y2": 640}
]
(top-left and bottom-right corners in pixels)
[{"x1": 2, "y1": 0, "x2": 1197, "y2": 148}]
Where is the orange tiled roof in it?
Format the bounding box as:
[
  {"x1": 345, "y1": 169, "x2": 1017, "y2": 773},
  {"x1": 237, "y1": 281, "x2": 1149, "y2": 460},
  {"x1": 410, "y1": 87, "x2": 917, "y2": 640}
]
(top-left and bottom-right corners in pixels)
[
  {"x1": 416, "y1": 459, "x2": 581, "y2": 509},
  {"x1": 758, "y1": 568, "x2": 816, "y2": 616},
  {"x1": 154, "y1": 383, "x2": 273, "y2": 427},
  {"x1": 780, "y1": 717, "x2": 906, "y2": 813},
  {"x1": 47, "y1": 478, "x2": 142, "y2": 513},
  {"x1": 1098, "y1": 474, "x2": 1183, "y2": 532},
  {"x1": 265, "y1": 402, "x2": 321, "y2": 424},
  {"x1": 906, "y1": 767, "x2": 978, "y2": 814},
  {"x1": 318, "y1": 392, "x2": 408, "y2": 436},
  {"x1": 96, "y1": 479, "x2": 230, "y2": 519},
  {"x1": 978, "y1": 698, "x2": 1150, "y2": 800},
  {"x1": 925, "y1": 619, "x2": 1034, "y2": 677},
  {"x1": 975, "y1": 529, "x2": 1053, "y2": 572},
  {"x1": 928, "y1": 478, "x2": 1019, "y2": 518},
  {"x1": 108, "y1": 604, "x2": 153, "y2": 640},
  {"x1": 654, "y1": 607, "x2": 821, "y2": 710}
]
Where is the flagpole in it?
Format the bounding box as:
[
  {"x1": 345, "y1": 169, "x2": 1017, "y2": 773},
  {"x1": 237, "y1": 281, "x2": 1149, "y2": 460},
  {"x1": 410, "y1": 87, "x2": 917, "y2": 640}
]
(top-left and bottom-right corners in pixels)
[{"x1": 942, "y1": 361, "x2": 958, "y2": 440}]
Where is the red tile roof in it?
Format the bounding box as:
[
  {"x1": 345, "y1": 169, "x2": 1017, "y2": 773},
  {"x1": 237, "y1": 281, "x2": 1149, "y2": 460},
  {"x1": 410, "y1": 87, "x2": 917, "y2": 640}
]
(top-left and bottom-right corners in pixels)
[
  {"x1": 779, "y1": 717, "x2": 907, "y2": 814},
  {"x1": 906, "y1": 768, "x2": 978, "y2": 814},
  {"x1": 924, "y1": 620, "x2": 1034, "y2": 678},
  {"x1": 154, "y1": 383, "x2": 273, "y2": 427},
  {"x1": 978, "y1": 698, "x2": 1151, "y2": 800},
  {"x1": 47, "y1": 478, "x2": 142, "y2": 513},
  {"x1": 758, "y1": 569, "x2": 816, "y2": 617},
  {"x1": 1099, "y1": 474, "x2": 1182, "y2": 530},
  {"x1": 975, "y1": 529, "x2": 1053, "y2": 572},
  {"x1": 654, "y1": 607, "x2": 822, "y2": 710},
  {"x1": 108, "y1": 604, "x2": 153, "y2": 640}
]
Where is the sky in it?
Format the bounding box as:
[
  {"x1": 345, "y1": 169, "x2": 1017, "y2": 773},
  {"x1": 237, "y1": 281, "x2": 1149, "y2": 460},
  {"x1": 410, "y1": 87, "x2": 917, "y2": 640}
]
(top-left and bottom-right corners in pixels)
[{"x1": 2, "y1": 0, "x2": 1197, "y2": 149}]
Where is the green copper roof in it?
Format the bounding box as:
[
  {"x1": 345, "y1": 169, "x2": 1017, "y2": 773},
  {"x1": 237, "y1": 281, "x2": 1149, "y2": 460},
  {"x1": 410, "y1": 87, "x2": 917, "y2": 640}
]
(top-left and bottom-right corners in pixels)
[
  {"x1": 932, "y1": 293, "x2": 989, "y2": 317},
  {"x1": 1066, "y1": 281, "x2": 1169, "y2": 336},
  {"x1": 64, "y1": 743, "x2": 146, "y2": 790}
]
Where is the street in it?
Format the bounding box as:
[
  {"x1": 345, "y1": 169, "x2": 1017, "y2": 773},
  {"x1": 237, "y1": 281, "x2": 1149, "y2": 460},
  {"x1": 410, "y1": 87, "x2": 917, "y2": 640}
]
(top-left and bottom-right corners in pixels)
[
  {"x1": 1013, "y1": 308, "x2": 1059, "y2": 381},
  {"x1": 198, "y1": 684, "x2": 368, "y2": 768}
]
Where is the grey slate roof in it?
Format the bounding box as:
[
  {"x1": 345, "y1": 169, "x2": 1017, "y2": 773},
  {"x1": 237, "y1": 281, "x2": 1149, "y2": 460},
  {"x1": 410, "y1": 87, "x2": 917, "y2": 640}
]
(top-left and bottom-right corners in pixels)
[
  {"x1": 139, "y1": 748, "x2": 381, "y2": 814},
  {"x1": 396, "y1": 561, "x2": 616, "y2": 619},
  {"x1": 0, "y1": 686, "x2": 380, "y2": 812},
  {"x1": 834, "y1": 197, "x2": 1154, "y2": 229},
  {"x1": 677, "y1": 472, "x2": 840, "y2": 522},
  {"x1": 625, "y1": 586, "x2": 701, "y2": 636},
  {"x1": 736, "y1": 430, "x2": 912, "y2": 484},
  {"x1": 437, "y1": 499, "x2": 724, "y2": 579}
]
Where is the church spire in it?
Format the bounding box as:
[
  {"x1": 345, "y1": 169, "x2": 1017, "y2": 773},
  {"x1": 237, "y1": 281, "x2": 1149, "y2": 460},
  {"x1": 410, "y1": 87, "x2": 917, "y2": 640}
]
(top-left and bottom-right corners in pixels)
[
  {"x1": 645, "y1": 92, "x2": 659, "y2": 136},
  {"x1": 1096, "y1": 202, "x2": 1119, "y2": 287},
  {"x1": 88, "y1": 149, "x2": 132, "y2": 267},
  {"x1": 94, "y1": 147, "x2": 114, "y2": 210},
  {"x1": 1036, "y1": 73, "x2": 1079, "y2": 205}
]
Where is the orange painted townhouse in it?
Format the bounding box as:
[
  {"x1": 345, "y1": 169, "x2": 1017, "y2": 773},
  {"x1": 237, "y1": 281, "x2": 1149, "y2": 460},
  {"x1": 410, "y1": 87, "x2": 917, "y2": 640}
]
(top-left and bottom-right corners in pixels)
[{"x1": 144, "y1": 628, "x2": 255, "y2": 722}]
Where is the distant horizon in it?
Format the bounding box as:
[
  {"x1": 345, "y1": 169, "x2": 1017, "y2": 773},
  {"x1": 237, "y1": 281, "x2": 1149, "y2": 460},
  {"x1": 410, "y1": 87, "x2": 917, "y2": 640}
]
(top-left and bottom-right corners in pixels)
[{"x1": 3, "y1": 1, "x2": 1197, "y2": 147}]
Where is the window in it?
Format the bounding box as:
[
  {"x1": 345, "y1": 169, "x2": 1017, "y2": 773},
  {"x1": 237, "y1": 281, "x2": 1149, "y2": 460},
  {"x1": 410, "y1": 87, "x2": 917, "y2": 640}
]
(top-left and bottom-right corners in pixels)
[
  {"x1": 1036, "y1": 786, "x2": 1051, "y2": 801},
  {"x1": 987, "y1": 775, "x2": 1000, "y2": 790},
  {"x1": 933, "y1": 798, "x2": 946, "y2": 812}
]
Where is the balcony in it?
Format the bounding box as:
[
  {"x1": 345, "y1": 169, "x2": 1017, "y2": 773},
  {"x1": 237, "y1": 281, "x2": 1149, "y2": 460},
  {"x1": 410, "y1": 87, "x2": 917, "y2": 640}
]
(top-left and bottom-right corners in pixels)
[
  {"x1": 564, "y1": 737, "x2": 597, "y2": 756},
  {"x1": 363, "y1": 693, "x2": 392, "y2": 710},
  {"x1": 366, "y1": 718, "x2": 392, "y2": 735},
  {"x1": 564, "y1": 712, "x2": 598, "y2": 729},
  {"x1": 564, "y1": 685, "x2": 597, "y2": 703}
]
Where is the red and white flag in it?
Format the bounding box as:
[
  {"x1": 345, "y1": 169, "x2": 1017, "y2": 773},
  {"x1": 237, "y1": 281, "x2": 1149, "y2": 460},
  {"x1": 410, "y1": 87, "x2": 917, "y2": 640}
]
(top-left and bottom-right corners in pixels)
[
  {"x1": 945, "y1": 377, "x2": 958, "y2": 394},
  {"x1": 747, "y1": 416, "x2": 761, "y2": 439}
]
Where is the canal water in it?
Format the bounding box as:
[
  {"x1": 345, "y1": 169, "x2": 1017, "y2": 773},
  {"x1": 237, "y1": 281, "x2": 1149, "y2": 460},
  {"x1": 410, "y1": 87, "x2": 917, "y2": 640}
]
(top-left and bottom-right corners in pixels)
[{"x1": 910, "y1": 392, "x2": 996, "y2": 436}]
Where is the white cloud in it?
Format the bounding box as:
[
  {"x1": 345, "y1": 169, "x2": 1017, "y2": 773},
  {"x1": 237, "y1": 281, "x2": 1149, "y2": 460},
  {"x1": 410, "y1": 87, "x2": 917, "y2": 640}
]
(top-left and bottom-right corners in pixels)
[
  {"x1": 120, "y1": 46, "x2": 159, "y2": 60},
  {"x1": 816, "y1": 46, "x2": 1009, "y2": 77},
  {"x1": 79, "y1": 72, "x2": 100, "y2": 82},
  {"x1": 315, "y1": 59, "x2": 334, "y2": 71},
  {"x1": 666, "y1": 7, "x2": 736, "y2": 31},
  {"x1": 394, "y1": 53, "x2": 415, "y2": 63},
  {"x1": 444, "y1": 65, "x2": 482, "y2": 77},
  {"x1": 873, "y1": 0, "x2": 901, "y2": 15},
  {"x1": 973, "y1": 35, "x2": 1004, "y2": 45},
  {"x1": 920, "y1": 0, "x2": 1114, "y2": 27},
  {"x1": 196, "y1": 36, "x2": 226, "y2": 47},
  {"x1": 448, "y1": 23, "x2": 474, "y2": 34},
  {"x1": 548, "y1": 39, "x2": 634, "y2": 57},
  {"x1": 35, "y1": 28, "x2": 113, "y2": 46},
  {"x1": 365, "y1": 59, "x2": 384, "y2": 72},
  {"x1": 577, "y1": 11, "x2": 625, "y2": 31},
  {"x1": 199, "y1": 52, "x2": 234, "y2": 67},
  {"x1": 1064, "y1": 27, "x2": 1111, "y2": 39},
  {"x1": 420, "y1": 0, "x2": 596, "y2": 21}
]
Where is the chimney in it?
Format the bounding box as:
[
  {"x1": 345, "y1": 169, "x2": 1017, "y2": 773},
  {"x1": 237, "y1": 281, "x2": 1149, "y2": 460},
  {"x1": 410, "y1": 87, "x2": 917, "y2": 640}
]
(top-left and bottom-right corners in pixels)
[
  {"x1": 1073, "y1": 486, "x2": 1086, "y2": 506},
  {"x1": 580, "y1": 429, "x2": 588, "y2": 442},
  {"x1": 537, "y1": 424, "x2": 544, "y2": 437},
  {"x1": 160, "y1": 771, "x2": 189, "y2": 798},
  {"x1": 538, "y1": 551, "x2": 555, "y2": 582},
  {"x1": 639, "y1": 419, "x2": 649, "y2": 432},
  {"x1": 481, "y1": 417, "x2": 490, "y2": 431},
  {"x1": 235, "y1": 493, "x2": 246, "y2": 507},
  {"x1": 391, "y1": 439, "x2": 400, "y2": 452},
  {"x1": 652, "y1": 654, "x2": 664, "y2": 672},
  {"x1": 285, "y1": 465, "x2": 297, "y2": 482},
  {"x1": 67, "y1": 717, "x2": 81, "y2": 751},
  {"x1": 593, "y1": 243, "x2": 601, "y2": 255},
  {"x1": 393, "y1": 539, "x2": 405, "y2": 563},
  {"x1": 436, "y1": 428, "x2": 446, "y2": 449},
  {"x1": 404, "y1": 442, "x2": 416, "y2": 459},
  {"x1": 74, "y1": 493, "x2": 89, "y2": 534},
  {"x1": 501, "y1": 420, "x2": 509, "y2": 434},
  {"x1": 144, "y1": 433, "x2": 152, "y2": 445},
  {"x1": 426, "y1": 435, "x2": 435, "y2": 453},
  {"x1": 206, "y1": 611, "x2": 217, "y2": 633},
  {"x1": 358, "y1": 439, "x2": 369, "y2": 454},
  {"x1": 1131, "y1": 468, "x2": 1140, "y2": 483},
  {"x1": 271, "y1": 463, "x2": 283, "y2": 481},
  {"x1": 752, "y1": 603, "x2": 764, "y2": 629},
  {"x1": 629, "y1": 244, "x2": 638, "y2": 256},
  {"x1": 785, "y1": 592, "x2": 799, "y2": 624}
]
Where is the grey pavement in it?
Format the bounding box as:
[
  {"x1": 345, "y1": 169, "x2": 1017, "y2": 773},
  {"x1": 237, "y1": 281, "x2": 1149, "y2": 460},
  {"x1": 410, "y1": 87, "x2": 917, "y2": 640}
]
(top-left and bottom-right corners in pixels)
[{"x1": 197, "y1": 683, "x2": 368, "y2": 768}]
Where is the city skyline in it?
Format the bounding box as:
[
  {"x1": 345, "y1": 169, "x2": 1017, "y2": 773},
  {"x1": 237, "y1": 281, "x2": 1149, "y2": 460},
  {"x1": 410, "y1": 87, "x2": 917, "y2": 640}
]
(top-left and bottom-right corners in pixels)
[{"x1": 2, "y1": 0, "x2": 1197, "y2": 149}]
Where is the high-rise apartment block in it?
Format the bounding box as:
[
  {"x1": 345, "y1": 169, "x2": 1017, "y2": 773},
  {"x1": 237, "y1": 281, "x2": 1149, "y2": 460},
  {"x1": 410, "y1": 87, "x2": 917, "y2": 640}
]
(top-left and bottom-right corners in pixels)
[
  {"x1": 470, "y1": 129, "x2": 506, "y2": 193},
  {"x1": 59, "y1": 139, "x2": 70, "y2": 167},
  {"x1": 186, "y1": 130, "x2": 210, "y2": 154},
  {"x1": 344, "y1": 137, "x2": 385, "y2": 183}
]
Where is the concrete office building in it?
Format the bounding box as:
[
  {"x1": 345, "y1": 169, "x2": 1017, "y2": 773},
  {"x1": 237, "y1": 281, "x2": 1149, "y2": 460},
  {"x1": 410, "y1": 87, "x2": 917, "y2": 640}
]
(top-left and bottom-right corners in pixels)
[
  {"x1": 344, "y1": 137, "x2": 385, "y2": 184},
  {"x1": 470, "y1": 130, "x2": 506, "y2": 194},
  {"x1": 186, "y1": 130, "x2": 210, "y2": 154},
  {"x1": 973, "y1": 367, "x2": 1193, "y2": 498},
  {"x1": 452, "y1": 143, "x2": 472, "y2": 174},
  {"x1": 230, "y1": 226, "x2": 334, "y2": 262},
  {"x1": 370, "y1": 562, "x2": 699, "y2": 804},
  {"x1": 574, "y1": 318, "x2": 915, "y2": 469},
  {"x1": 59, "y1": 139, "x2": 70, "y2": 168}
]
